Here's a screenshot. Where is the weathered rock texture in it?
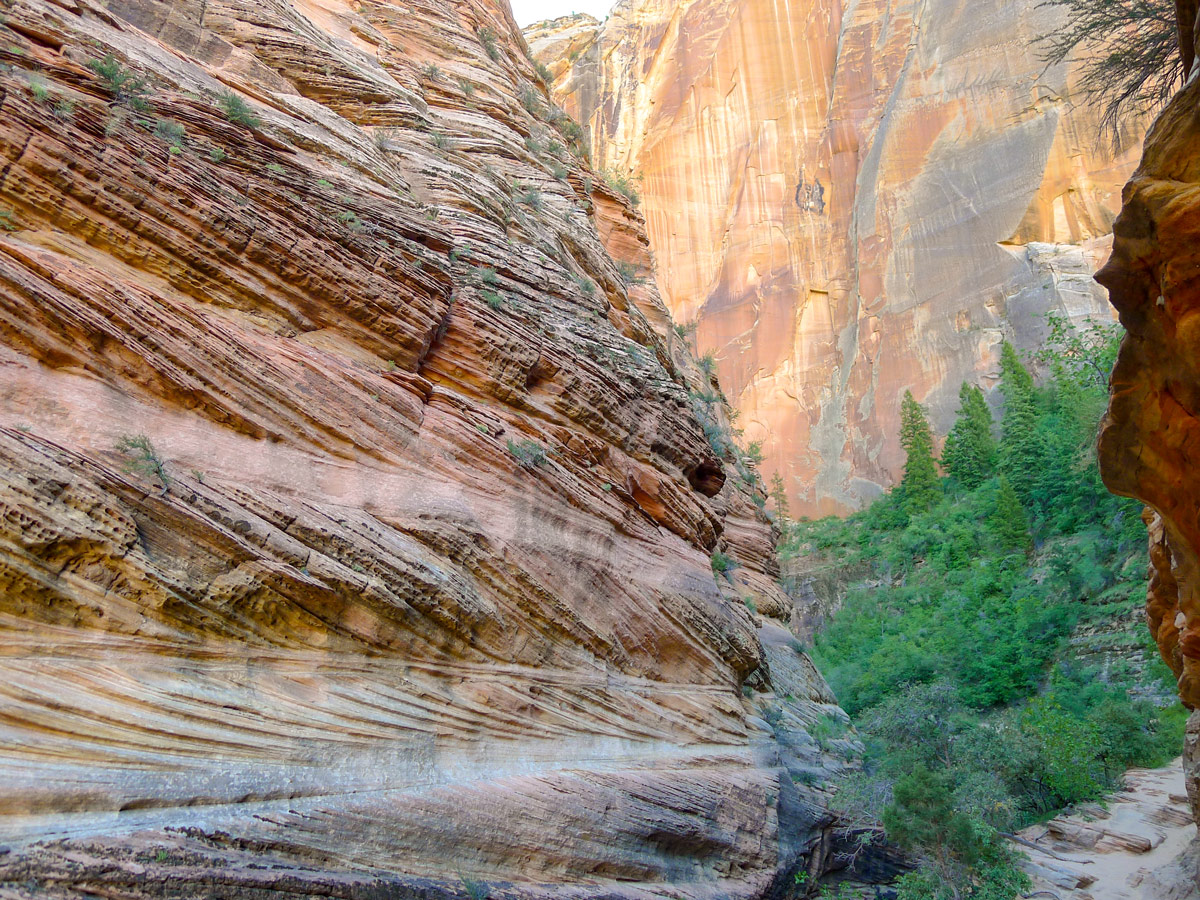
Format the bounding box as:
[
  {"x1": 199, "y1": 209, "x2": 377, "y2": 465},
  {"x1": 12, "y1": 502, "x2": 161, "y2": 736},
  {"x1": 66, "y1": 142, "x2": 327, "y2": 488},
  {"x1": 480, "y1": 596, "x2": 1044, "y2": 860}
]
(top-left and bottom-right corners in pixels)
[
  {"x1": 1018, "y1": 761, "x2": 1199, "y2": 900},
  {"x1": 0, "y1": 1, "x2": 848, "y2": 896},
  {"x1": 530, "y1": 0, "x2": 1145, "y2": 515},
  {"x1": 1099, "y1": 2, "x2": 1200, "y2": 829}
]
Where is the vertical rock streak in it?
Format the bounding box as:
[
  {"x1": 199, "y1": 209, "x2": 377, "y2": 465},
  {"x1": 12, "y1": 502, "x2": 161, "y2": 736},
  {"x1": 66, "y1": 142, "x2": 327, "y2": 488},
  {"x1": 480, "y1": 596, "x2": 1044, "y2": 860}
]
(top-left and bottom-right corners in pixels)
[{"x1": 531, "y1": 0, "x2": 1147, "y2": 515}]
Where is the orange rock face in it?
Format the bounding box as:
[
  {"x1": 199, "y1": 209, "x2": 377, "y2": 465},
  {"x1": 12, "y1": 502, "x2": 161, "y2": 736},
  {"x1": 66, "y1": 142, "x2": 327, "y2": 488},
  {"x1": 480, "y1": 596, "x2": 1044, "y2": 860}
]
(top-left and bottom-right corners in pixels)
[
  {"x1": 1097, "y1": 17, "x2": 1200, "y2": 813},
  {"x1": 0, "y1": 0, "x2": 849, "y2": 896},
  {"x1": 530, "y1": 0, "x2": 1146, "y2": 515}
]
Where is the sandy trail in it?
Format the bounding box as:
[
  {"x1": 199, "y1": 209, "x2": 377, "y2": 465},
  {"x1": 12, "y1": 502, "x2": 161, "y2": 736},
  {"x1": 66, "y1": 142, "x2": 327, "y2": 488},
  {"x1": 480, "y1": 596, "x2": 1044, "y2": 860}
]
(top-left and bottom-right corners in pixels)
[{"x1": 1018, "y1": 760, "x2": 1198, "y2": 899}]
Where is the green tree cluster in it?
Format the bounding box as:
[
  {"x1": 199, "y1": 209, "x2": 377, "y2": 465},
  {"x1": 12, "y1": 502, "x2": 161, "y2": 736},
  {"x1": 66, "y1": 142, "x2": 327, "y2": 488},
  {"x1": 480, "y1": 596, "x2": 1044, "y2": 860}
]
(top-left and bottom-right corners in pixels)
[
  {"x1": 942, "y1": 383, "x2": 996, "y2": 488},
  {"x1": 782, "y1": 318, "x2": 1185, "y2": 899}
]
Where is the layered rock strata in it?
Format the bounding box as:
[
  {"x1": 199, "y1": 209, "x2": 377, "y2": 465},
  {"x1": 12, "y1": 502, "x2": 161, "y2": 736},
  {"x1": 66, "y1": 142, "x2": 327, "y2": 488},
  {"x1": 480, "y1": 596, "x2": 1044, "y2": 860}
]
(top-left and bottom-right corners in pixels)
[
  {"x1": 0, "y1": 0, "x2": 846, "y2": 896},
  {"x1": 530, "y1": 0, "x2": 1146, "y2": 515}
]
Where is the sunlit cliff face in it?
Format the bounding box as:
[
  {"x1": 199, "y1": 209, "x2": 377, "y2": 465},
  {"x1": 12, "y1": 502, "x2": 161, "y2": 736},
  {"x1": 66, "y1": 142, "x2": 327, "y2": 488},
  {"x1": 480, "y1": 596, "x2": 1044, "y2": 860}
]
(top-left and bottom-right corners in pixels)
[
  {"x1": 530, "y1": 0, "x2": 1147, "y2": 515},
  {"x1": 0, "y1": 0, "x2": 849, "y2": 895}
]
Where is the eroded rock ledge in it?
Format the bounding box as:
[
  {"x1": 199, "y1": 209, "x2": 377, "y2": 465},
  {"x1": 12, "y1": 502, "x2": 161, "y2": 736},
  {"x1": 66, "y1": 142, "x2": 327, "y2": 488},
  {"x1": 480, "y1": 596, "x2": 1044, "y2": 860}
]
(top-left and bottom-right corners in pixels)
[{"x1": 0, "y1": 0, "x2": 846, "y2": 896}]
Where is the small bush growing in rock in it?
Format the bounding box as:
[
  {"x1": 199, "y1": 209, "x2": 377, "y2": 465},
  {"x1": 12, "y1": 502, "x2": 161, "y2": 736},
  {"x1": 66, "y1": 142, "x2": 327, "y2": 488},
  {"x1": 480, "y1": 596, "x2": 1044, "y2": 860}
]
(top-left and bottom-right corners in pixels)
[
  {"x1": 710, "y1": 550, "x2": 737, "y2": 576},
  {"x1": 153, "y1": 118, "x2": 185, "y2": 148},
  {"x1": 519, "y1": 84, "x2": 540, "y2": 115},
  {"x1": 506, "y1": 438, "x2": 547, "y2": 469},
  {"x1": 600, "y1": 168, "x2": 640, "y2": 206},
  {"x1": 513, "y1": 183, "x2": 542, "y2": 210},
  {"x1": 482, "y1": 289, "x2": 504, "y2": 310},
  {"x1": 218, "y1": 90, "x2": 259, "y2": 128},
  {"x1": 87, "y1": 54, "x2": 150, "y2": 110},
  {"x1": 29, "y1": 77, "x2": 50, "y2": 103},
  {"x1": 477, "y1": 26, "x2": 501, "y2": 62},
  {"x1": 116, "y1": 434, "x2": 170, "y2": 491},
  {"x1": 616, "y1": 261, "x2": 644, "y2": 285}
]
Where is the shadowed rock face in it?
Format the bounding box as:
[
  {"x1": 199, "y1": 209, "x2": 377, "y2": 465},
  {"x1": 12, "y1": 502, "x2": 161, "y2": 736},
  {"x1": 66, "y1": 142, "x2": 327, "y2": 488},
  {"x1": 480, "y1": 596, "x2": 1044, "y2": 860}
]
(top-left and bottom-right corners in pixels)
[
  {"x1": 1098, "y1": 6, "x2": 1200, "y2": 823},
  {"x1": 0, "y1": 0, "x2": 848, "y2": 896},
  {"x1": 529, "y1": 0, "x2": 1146, "y2": 516}
]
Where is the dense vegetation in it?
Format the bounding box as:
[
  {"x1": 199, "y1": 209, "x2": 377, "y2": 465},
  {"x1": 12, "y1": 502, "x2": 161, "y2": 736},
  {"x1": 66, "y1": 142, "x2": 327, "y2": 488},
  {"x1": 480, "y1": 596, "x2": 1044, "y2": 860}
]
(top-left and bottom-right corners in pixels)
[{"x1": 779, "y1": 316, "x2": 1185, "y2": 899}]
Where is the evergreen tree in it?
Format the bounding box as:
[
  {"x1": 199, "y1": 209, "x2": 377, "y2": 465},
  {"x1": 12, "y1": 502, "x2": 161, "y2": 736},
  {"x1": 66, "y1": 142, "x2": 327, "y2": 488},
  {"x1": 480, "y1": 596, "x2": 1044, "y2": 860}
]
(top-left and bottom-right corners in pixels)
[
  {"x1": 769, "y1": 472, "x2": 790, "y2": 523},
  {"x1": 998, "y1": 342, "x2": 1041, "y2": 504},
  {"x1": 990, "y1": 476, "x2": 1031, "y2": 554},
  {"x1": 942, "y1": 382, "x2": 996, "y2": 489},
  {"x1": 899, "y1": 390, "x2": 940, "y2": 513}
]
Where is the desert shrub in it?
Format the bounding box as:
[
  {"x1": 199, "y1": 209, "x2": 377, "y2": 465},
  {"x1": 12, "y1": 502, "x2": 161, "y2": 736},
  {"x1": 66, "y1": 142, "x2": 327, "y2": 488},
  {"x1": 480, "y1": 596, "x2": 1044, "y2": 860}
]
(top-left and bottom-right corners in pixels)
[
  {"x1": 506, "y1": 438, "x2": 547, "y2": 468},
  {"x1": 87, "y1": 54, "x2": 150, "y2": 110},
  {"x1": 218, "y1": 90, "x2": 259, "y2": 128}
]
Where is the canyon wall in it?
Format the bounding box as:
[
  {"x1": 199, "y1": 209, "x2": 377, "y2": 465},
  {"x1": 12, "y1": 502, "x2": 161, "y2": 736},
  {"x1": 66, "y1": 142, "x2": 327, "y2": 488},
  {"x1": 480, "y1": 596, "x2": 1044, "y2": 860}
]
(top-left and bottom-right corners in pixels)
[
  {"x1": 529, "y1": 0, "x2": 1145, "y2": 515},
  {"x1": 1098, "y1": 0, "x2": 1200, "y2": 820},
  {"x1": 0, "y1": 1, "x2": 852, "y2": 896}
]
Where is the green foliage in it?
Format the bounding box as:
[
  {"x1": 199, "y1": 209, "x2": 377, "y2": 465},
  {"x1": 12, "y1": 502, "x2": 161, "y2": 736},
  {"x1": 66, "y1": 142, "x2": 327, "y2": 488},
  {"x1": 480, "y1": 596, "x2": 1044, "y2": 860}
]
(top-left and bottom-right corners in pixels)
[
  {"x1": 600, "y1": 168, "x2": 641, "y2": 206},
  {"x1": 616, "y1": 260, "x2": 643, "y2": 285},
  {"x1": 784, "y1": 319, "x2": 1186, "y2": 897},
  {"x1": 29, "y1": 77, "x2": 49, "y2": 103},
  {"x1": 710, "y1": 550, "x2": 737, "y2": 577},
  {"x1": 87, "y1": 54, "x2": 150, "y2": 110},
  {"x1": 899, "y1": 390, "x2": 940, "y2": 513},
  {"x1": 153, "y1": 118, "x2": 185, "y2": 148},
  {"x1": 482, "y1": 289, "x2": 504, "y2": 310},
  {"x1": 519, "y1": 83, "x2": 540, "y2": 114},
  {"x1": 989, "y1": 476, "x2": 1030, "y2": 554},
  {"x1": 459, "y1": 875, "x2": 489, "y2": 900},
  {"x1": 942, "y1": 382, "x2": 996, "y2": 488},
  {"x1": 217, "y1": 90, "x2": 259, "y2": 128},
  {"x1": 998, "y1": 341, "x2": 1041, "y2": 501},
  {"x1": 769, "y1": 472, "x2": 790, "y2": 522},
  {"x1": 116, "y1": 434, "x2": 170, "y2": 491},
  {"x1": 477, "y1": 26, "x2": 501, "y2": 62},
  {"x1": 506, "y1": 438, "x2": 547, "y2": 468}
]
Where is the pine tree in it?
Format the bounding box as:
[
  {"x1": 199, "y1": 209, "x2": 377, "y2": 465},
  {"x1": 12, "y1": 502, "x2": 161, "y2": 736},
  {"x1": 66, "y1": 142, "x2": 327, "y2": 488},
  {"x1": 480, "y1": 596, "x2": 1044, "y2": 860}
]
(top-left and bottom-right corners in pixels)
[
  {"x1": 769, "y1": 472, "x2": 790, "y2": 523},
  {"x1": 941, "y1": 382, "x2": 996, "y2": 489},
  {"x1": 899, "y1": 390, "x2": 940, "y2": 513},
  {"x1": 990, "y1": 475, "x2": 1031, "y2": 554},
  {"x1": 998, "y1": 342, "x2": 1042, "y2": 504}
]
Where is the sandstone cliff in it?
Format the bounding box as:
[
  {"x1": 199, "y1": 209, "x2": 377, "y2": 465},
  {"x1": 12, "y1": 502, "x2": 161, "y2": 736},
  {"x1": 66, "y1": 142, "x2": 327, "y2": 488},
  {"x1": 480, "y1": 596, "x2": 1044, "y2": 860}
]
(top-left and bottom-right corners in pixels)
[
  {"x1": 0, "y1": 1, "x2": 848, "y2": 896},
  {"x1": 530, "y1": 0, "x2": 1144, "y2": 515},
  {"x1": 1099, "y1": 0, "x2": 1200, "y2": 824}
]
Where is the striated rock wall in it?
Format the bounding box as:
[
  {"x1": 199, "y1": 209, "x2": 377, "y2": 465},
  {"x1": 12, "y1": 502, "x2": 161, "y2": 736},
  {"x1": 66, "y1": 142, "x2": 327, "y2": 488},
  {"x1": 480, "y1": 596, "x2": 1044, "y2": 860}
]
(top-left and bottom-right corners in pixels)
[
  {"x1": 529, "y1": 0, "x2": 1145, "y2": 515},
  {"x1": 0, "y1": 0, "x2": 850, "y2": 896},
  {"x1": 1099, "y1": 4, "x2": 1200, "y2": 825}
]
